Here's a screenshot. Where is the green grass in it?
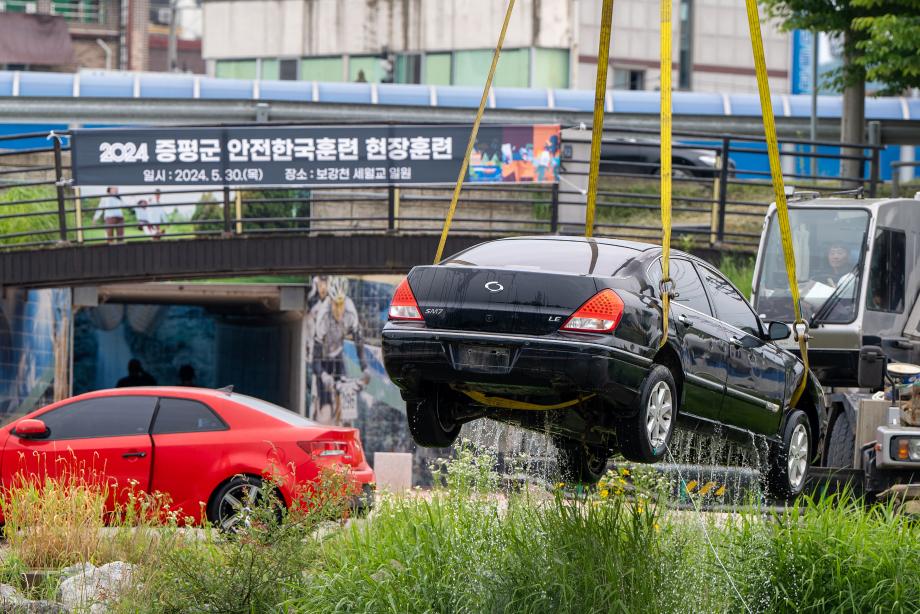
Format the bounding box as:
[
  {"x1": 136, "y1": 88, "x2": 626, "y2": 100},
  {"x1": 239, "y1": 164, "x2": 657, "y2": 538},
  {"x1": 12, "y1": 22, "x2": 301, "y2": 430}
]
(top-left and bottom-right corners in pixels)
[
  {"x1": 720, "y1": 254, "x2": 756, "y2": 298},
  {"x1": 104, "y1": 445, "x2": 920, "y2": 614},
  {"x1": 0, "y1": 186, "x2": 67, "y2": 246}
]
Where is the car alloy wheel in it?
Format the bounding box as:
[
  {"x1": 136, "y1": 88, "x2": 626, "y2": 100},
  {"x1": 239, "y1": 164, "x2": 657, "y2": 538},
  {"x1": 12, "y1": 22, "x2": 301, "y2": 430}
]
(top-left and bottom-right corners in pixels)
[
  {"x1": 767, "y1": 409, "x2": 811, "y2": 500},
  {"x1": 787, "y1": 423, "x2": 809, "y2": 491},
  {"x1": 646, "y1": 380, "x2": 673, "y2": 449},
  {"x1": 217, "y1": 482, "x2": 263, "y2": 532},
  {"x1": 618, "y1": 365, "x2": 678, "y2": 463}
]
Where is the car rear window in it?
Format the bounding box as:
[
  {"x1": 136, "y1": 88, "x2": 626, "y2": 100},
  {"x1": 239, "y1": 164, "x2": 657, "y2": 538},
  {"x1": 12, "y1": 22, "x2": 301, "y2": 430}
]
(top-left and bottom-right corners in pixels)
[
  {"x1": 230, "y1": 393, "x2": 319, "y2": 427},
  {"x1": 443, "y1": 239, "x2": 639, "y2": 275}
]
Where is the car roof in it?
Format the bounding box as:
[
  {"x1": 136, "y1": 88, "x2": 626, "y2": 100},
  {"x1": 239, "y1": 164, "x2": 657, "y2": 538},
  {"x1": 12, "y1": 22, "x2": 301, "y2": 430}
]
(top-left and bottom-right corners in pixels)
[
  {"x1": 66, "y1": 386, "x2": 233, "y2": 402},
  {"x1": 496, "y1": 235, "x2": 662, "y2": 252}
]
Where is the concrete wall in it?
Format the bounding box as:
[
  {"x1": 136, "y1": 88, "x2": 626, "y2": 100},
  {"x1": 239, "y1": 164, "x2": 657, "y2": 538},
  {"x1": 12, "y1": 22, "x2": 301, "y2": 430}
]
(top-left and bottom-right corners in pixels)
[
  {"x1": 202, "y1": 0, "x2": 790, "y2": 93},
  {"x1": 202, "y1": 0, "x2": 571, "y2": 59},
  {"x1": 576, "y1": 0, "x2": 789, "y2": 92}
]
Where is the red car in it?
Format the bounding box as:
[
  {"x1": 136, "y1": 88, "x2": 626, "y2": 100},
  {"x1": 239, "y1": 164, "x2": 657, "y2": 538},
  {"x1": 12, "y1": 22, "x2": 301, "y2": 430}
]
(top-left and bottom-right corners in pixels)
[{"x1": 0, "y1": 387, "x2": 375, "y2": 529}]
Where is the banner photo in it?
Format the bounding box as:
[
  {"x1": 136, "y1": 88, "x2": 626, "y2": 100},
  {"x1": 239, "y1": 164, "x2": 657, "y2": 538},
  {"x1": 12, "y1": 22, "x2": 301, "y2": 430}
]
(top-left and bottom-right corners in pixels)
[{"x1": 70, "y1": 125, "x2": 561, "y2": 187}]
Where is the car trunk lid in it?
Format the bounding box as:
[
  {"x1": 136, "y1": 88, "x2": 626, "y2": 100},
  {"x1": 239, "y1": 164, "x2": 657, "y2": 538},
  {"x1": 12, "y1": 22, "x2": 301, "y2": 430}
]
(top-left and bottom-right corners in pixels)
[
  {"x1": 407, "y1": 265, "x2": 599, "y2": 335},
  {"x1": 298, "y1": 426, "x2": 366, "y2": 467}
]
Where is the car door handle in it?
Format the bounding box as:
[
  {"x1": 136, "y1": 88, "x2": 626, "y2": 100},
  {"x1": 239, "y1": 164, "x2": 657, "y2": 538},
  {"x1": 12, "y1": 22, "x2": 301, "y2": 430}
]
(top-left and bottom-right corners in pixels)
[
  {"x1": 678, "y1": 314, "x2": 693, "y2": 326},
  {"x1": 729, "y1": 336, "x2": 745, "y2": 348},
  {"x1": 122, "y1": 451, "x2": 146, "y2": 459}
]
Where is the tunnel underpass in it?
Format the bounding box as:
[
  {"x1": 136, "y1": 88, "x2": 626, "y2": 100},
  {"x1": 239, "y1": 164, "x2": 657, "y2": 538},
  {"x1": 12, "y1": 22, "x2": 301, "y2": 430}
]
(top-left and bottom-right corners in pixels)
[{"x1": 72, "y1": 283, "x2": 308, "y2": 410}]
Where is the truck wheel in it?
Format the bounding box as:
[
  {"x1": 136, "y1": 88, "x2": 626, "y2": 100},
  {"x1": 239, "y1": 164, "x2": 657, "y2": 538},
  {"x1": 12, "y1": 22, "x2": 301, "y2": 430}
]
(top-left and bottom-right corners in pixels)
[
  {"x1": 554, "y1": 436, "x2": 609, "y2": 484},
  {"x1": 406, "y1": 389, "x2": 461, "y2": 448},
  {"x1": 768, "y1": 410, "x2": 811, "y2": 500},
  {"x1": 826, "y1": 412, "x2": 855, "y2": 469},
  {"x1": 617, "y1": 365, "x2": 677, "y2": 463}
]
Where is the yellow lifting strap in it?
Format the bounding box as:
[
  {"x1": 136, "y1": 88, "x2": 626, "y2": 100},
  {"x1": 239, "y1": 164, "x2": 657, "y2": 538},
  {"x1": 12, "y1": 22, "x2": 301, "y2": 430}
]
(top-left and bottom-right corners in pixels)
[
  {"x1": 584, "y1": 0, "x2": 614, "y2": 239},
  {"x1": 455, "y1": 387, "x2": 597, "y2": 412},
  {"x1": 433, "y1": 0, "x2": 516, "y2": 264},
  {"x1": 745, "y1": 0, "x2": 810, "y2": 407},
  {"x1": 658, "y1": 0, "x2": 674, "y2": 349}
]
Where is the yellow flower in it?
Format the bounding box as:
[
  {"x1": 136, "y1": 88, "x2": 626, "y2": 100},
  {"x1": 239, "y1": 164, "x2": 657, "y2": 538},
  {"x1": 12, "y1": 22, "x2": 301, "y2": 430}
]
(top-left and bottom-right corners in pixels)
[
  {"x1": 599, "y1": 489, "x2": 609, "y2": 499},
  {"x1": 653, "y1": 522, "x2": 660, "y2": 533},
  {"x1": 556, "y1": 482, "x2": 565, "y2": 489},
  {"x1": 619, "y1": 467, "x2": 630, "y2": 477}
]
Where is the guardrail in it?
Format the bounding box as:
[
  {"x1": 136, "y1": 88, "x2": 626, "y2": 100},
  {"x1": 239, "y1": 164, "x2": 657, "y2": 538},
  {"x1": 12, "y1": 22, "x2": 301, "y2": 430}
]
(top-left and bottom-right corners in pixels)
[{"x1": 0, "y1": 124, "x2": 884, "y2": 255}]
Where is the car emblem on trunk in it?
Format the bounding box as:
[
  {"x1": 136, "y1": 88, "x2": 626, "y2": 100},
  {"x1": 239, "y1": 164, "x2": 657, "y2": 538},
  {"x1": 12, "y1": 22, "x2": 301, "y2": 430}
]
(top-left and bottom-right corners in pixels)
[{"x1": 485, "y1": 281, "x2": 504, "y2": 293}]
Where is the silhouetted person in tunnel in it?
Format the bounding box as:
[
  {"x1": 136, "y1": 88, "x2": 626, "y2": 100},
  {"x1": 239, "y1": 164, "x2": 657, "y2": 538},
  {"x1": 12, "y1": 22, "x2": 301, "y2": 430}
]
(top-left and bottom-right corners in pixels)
[
  {"x1": 178, "y1": 364, "x2": 196, "y2": 386},
  {"x1": 117, "y1": 359, "x2": 157, "y2": 387}
]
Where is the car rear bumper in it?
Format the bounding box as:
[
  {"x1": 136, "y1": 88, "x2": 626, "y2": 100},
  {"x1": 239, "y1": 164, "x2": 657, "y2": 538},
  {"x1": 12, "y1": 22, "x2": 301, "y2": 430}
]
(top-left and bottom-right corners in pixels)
[{"x1": 382, "y1": 326, "x2": 651, "y2": 410}]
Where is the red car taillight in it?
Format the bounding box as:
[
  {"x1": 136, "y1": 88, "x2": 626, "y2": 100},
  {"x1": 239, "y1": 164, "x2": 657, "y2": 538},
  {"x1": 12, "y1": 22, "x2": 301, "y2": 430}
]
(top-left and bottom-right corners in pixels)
[
  {"x1": 388, "y1": 277, "x2": 423, "y2": 321},
  {"x1": 561, "y1": 289, "x2": 624, "y2": 333},
  {"x1": 298, "y1": 441, "x2": 351, "y2": 460}
]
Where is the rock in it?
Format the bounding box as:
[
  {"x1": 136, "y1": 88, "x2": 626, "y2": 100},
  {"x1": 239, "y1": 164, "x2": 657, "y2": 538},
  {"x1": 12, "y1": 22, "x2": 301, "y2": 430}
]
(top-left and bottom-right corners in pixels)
[
  {"x1": 0, "y1": 582, "x2": 67, "y2": 613},
  {"x1": 57, "y1": 561, "x2": 135, "y2": 612},
  {"x1": 59, "y1": 562, "x2": 95, "y2": 580},
  {"x1": 0, "y1": 583, "x2": 22, "y2": 603}
]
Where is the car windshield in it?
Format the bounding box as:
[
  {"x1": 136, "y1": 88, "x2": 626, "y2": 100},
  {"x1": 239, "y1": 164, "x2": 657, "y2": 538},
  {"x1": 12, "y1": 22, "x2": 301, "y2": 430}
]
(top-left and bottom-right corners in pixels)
[
  {"x1": 754, "y1": 208, "x2": 869, "y2": 324},
  {"x1": 230, "y1": 393, "x2": 319, "y2": 427},
  {"x1": 443, "y1": 239, "x2": 639, "y2": 275}
]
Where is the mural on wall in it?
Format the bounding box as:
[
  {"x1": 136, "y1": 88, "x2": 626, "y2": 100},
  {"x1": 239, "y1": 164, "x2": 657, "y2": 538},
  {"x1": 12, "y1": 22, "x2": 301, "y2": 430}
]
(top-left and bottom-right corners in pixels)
[
  {"x1": 0, "y1": 288, "x2": 71, "y2": 418},
  {"x1": 305, "y1": 275, "x2": 445, "y2": 483},
  {"x1": 73, "y1": 304, "x2": 218, "y2": 396},
  {"x1": 70, "y1": 275, "x2": 442, "y2": 484}
]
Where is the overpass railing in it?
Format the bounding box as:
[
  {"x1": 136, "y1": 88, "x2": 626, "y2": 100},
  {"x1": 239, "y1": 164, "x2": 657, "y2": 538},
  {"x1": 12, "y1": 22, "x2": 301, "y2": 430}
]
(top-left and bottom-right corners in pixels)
[{"x1": 0, "y1": 124, "x2": 883, "y2": 254}]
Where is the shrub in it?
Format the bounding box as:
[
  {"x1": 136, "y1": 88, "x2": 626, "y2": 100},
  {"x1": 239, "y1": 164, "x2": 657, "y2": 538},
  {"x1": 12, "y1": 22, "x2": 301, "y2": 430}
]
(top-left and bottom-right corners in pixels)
[
  {"x1": 0, "y1": 186, "x2": 62, "y2": 246},
  {"x1": 116, "y1": 467, "x2": 355, "y2": 613},
  {"x1": 0, "y1": 453, "x2": 176, "y2": 569}
]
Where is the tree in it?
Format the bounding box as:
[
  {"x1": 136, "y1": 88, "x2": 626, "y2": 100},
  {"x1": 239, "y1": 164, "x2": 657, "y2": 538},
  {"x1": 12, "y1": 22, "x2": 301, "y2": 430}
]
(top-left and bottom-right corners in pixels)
[
  {"x1": 761, "y1": 1, "x2": 920, "y2": 180},
  {"x1": 851, "y1": 0, "x2": 920, "y2": 95},
  {"x1": 758, "y1": 0, "x2": 870, "y2": 181}
]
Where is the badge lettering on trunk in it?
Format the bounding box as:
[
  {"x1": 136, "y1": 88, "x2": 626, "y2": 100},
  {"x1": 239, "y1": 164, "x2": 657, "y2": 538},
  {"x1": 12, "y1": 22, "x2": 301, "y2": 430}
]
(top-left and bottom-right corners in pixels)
[{"x1": 485, "y1": 281, "x2": 504, "y2": 293}]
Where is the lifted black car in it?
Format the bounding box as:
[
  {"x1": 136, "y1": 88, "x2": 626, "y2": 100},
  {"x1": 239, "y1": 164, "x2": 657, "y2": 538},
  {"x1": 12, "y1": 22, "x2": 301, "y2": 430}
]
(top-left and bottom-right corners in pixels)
[{"x1": 382, "y1": 237, "x2": 825, "y2": 497}]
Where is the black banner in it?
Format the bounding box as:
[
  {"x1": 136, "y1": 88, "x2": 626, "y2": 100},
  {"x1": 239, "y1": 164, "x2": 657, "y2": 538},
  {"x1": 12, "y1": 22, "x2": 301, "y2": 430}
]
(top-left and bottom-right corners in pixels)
[{"x1": 70, "y1": 124, "x2": 562, "y2": 187}]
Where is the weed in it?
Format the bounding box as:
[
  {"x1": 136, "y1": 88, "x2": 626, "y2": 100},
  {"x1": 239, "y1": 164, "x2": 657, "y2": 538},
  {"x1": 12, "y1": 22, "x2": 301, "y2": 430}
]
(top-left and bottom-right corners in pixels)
[
  {"x1": 0, "y1": 453, "x2": 175, "y2": 569},
  {"x1": 116, "y1": 467, "x2": 355, "y2": 613}
]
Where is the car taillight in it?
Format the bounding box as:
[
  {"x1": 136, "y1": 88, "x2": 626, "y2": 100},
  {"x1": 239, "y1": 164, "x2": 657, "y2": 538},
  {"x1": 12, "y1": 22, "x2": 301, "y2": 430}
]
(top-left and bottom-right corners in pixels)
[
  {"x1": 388, "y1": 277, "x2": 423, "y2": 321},
  {"x1": 298, "y1": 441, "x2": 350, "y2": 459},
  {"x1": 561, "y1": 289, "x2": 624, "y2": 333}
]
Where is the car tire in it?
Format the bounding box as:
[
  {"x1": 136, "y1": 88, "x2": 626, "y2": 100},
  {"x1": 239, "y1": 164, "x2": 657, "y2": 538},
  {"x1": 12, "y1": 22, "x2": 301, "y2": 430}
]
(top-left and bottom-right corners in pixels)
[
  {"x1": 406, "y1": 389, "x2": 461, "y2": 448},
  {"x1": 767, "y1": 410, "x2": 812, "y2": 500},
  {"x1": 617, "y1": 365, "x2": 678, "y2": 463},
  {"x1": 826, "y1": 411, "x2": 855, "y2": 469},
  {"x1": 207, "y1": 475, "x2": 282, "y2": 532},
  {"x1": 554, "y1": 436, "x2": 609, "y2": 484}
]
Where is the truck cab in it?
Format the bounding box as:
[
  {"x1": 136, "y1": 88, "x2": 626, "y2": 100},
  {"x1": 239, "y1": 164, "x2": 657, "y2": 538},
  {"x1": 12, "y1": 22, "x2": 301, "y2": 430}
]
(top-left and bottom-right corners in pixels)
[
  {"x1": 751, "y1": 195, "x2": 920, "y2": 490},
  {"x1": 752, "y1": 196, "x2": 920, "y2": 387}
]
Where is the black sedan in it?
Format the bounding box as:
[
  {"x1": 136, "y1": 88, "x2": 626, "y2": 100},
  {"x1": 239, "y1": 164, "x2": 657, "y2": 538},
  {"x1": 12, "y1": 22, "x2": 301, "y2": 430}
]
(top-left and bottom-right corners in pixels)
[
  {"x1": 382, "y1": 237, "x2": 825, "y2": 498},
  {"x1": 601, "y1": 136, "x2": 735, "y2": 178}
]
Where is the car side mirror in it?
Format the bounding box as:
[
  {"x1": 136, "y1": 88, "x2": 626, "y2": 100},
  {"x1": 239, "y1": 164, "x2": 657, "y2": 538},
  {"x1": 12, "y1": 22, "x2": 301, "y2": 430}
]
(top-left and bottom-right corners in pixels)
[
  {"x1": 766, "y1": 321, "x2": 791, "y2": 341},
  {"x1": 857, "y1": 345, "x2": 887, "y2": 390},
  {"x1": 14, "y1": 418, "x2": 48, "y2": 439}
]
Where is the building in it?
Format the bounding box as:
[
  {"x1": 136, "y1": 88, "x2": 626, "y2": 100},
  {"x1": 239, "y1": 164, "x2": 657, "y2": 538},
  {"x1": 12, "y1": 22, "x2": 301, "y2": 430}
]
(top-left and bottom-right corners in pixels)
[
  {"x1": 147, "y1": 0, "x2": 205, "y2": 73},
  {"x1": 201, "y1": 0, "x2": 790, "y2": 93},
  {"x1": 0, "y1": 0, "x2": 149, "y2": 72}
]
